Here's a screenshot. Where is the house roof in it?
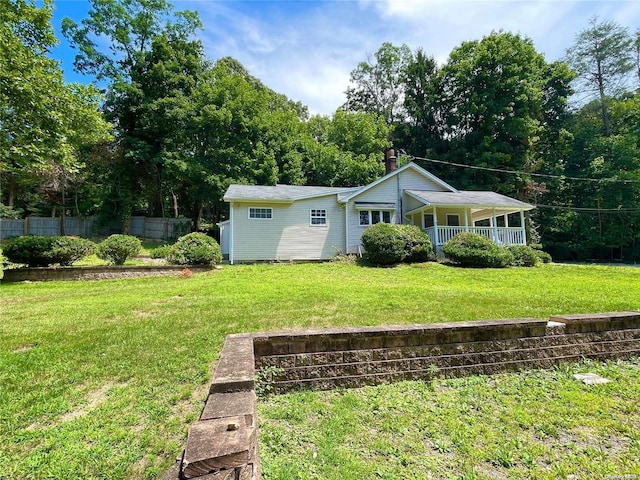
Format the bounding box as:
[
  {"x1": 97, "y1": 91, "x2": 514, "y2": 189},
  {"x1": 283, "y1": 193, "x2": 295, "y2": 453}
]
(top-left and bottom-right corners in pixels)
[
  {"x1": 224, "y1": 184, "x2": 357, "y2": 203},
  {"x1": 338, "y1": 162, "x2": 458, "y2": 203},
  {"x1": 405, "y1": 190, "x2": 534, "y2": 210}
]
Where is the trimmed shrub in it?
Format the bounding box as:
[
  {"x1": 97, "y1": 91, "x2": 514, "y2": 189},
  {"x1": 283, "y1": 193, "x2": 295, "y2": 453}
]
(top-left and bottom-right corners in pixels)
[
  {"x1": 396, "y1": 224, "x2": 436, "y2": 263},
  {"x1": 150, "y1": 245, "x2": 171, "y2": 259},
  {"x1": 3, "y1": 235, "x2": 55, "y2": 267},
  {"x1": 361, "y1": 223, "x2": 407, "y2": 265},
  {"x1": 506, "y1": 245, "x2": 539, "y2": 267},
  {"x1": 361, "y1": 223, "x2": 435, "y2": 266},
  {"x1": 442, "y1": 232, "x2": 514, "y2": 268},
  {"x1": 167, "y1": 232, "x2": 222, "y2": 266},
  {"x1": 51, "y1": 237, "x2": 96, "y2": 266},
  {"x1": 96, "y1": 234, "x2": 141, "y2": 265},
  {"x1": 530, "y1": 244, "x2": 553, "y2": 264}
]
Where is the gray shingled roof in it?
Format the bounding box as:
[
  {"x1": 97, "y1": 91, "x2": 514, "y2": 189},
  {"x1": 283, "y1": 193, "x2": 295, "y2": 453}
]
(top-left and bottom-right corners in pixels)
[
  {"x1": 224, "y1": 184, "x2": 358, "y2": 201},
  {"x1": 406, "y1": 190, "x2": 534, "y2": 209}
]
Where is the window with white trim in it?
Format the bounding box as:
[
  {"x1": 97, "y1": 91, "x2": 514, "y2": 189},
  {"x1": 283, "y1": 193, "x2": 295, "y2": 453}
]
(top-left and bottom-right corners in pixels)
[
  {"x1": 359, "y1": 210, "x2": 392, "y2": 226},
  {"x1": 248, "y1": 207, "x2": 272, "y2": 219},
  {"x1": 310, "y1": 209, "x2": 327, "y2": 226}
]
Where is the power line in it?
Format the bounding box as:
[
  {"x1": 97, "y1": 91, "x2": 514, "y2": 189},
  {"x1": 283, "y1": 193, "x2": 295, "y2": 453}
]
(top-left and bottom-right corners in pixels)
[
  {"x1": 534, "y1": 204, "x2": 640, "y2": 213},
  {"x1": 404, "y1": 153, "x2": 640, "y2": 184}
]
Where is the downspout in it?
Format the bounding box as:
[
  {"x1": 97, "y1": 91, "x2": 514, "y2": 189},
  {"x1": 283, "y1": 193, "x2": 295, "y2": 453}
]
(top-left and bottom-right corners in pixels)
[
  {"x1": 396, "y1": 173, "x2": 401, "y2": 224},
  {"x1": 229, "y1": 203, "x2": 234, "y2": 265}
]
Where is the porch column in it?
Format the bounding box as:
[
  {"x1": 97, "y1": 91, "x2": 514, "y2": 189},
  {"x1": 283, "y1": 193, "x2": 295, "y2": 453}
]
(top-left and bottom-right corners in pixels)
[
  {"x1": 464, "y1": 209, "x2": 469, "y2": 232},
  {"x1": 520, "y1": 210, "x2": 526, "y2": 245},
  {"x1": 433, "y1": 206, "x2": 439, "y2": 246},
  {"x1": 492, "y1": 208, "x2": 498, "y2": 244}
]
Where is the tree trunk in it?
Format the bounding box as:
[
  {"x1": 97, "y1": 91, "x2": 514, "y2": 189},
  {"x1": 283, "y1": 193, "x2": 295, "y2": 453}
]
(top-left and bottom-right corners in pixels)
[
  {"x1": 172, "y1": 191, "x2": 179, "y2": 218},
  {"x1": 596, "y1": 60, "x2": 611, "y2": 137}
]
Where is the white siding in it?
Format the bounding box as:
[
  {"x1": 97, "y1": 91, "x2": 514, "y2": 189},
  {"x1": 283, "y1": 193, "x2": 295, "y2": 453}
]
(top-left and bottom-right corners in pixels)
[
  {"x1": 344, "y1": 168, "x2": 450, "y2": 254},
  {"x1": 231, "y1": 196, "x2": 344, "y2": 262}
]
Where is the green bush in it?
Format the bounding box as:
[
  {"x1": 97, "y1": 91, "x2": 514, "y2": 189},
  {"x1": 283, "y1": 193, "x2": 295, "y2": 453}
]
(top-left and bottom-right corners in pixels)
[
  {"x1": 506, "y1": 245, "x2": 539, "y2": 267},
  {"x1": 96, "y1": 234, "x2": 142, "y2": 265},
  {"x1": 3, "y1": 235, "x2": 56, "y2": 267},
  {"x1": 150, "y1": 245, "x2": 171, "y2": 259},
  {"x1": 396, "y1": 224, "x2": 436, "y2": 263},
  {"x1": 51, "y1": 237, "x2": 96, "y2": 266},
  {"x1": 529, "y1": 244, "x2": 553, "y2": 264},
  {"x1": 167, "y1": 232, "x2": 221, "y2": 266},
  {"x1": 361, "y1": 223, "x2": 435, "y2": 266},
  {"x1": 361, "y1": 223, "x2": 407, "y2": 265},
  {"x1": 442, "y1": 232, "x2": 514, "y2": 268}
]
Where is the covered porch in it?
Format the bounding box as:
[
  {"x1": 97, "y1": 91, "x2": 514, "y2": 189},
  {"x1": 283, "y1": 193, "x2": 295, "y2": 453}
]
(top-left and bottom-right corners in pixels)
[{"x1": 403, "y1": 190, "x2": 535, "y2": 248}]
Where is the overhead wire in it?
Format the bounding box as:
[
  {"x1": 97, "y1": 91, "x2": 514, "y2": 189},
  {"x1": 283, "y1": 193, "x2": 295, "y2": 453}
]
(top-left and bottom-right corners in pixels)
[{"x1": 400, "y1": 151, "x2": 640, "y2": 213}]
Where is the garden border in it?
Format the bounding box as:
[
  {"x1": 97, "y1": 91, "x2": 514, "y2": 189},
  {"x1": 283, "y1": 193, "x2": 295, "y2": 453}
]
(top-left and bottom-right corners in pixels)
[
  {"x1": 1, "y1": 265, "x2": 214, "y2": 283},
  {"x1": 163, "y1": 311, "x2": 640, "y2": 480}
]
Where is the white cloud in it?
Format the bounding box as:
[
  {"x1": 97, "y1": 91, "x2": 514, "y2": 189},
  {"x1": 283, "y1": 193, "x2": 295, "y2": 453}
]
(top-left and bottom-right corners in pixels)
[{"x1": 183, "y1": 0, "x2": 640, "y2": 115}]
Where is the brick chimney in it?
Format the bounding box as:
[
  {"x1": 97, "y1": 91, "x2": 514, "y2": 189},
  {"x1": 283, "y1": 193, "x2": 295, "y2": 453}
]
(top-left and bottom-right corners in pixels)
[{"x1": 385, "y1": 148, "x2": 397, "y2": 174}]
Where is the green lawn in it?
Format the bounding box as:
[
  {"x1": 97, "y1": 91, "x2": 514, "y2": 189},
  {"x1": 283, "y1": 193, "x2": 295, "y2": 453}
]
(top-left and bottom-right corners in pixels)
[{"x1": 1, "y1": 262, "x2": 639, "y2": 479}]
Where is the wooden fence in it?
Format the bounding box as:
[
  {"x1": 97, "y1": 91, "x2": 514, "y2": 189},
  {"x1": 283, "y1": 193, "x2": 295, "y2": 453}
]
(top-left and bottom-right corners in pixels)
[{"x1": 0, "y1": 216, "x2": 191, "y2": 240}]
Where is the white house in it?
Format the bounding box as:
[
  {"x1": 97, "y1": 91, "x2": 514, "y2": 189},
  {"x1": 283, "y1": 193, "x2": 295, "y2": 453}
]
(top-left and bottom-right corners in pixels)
[{"x1": 220, "y1": 160, "x2": 534, "y2": 264}]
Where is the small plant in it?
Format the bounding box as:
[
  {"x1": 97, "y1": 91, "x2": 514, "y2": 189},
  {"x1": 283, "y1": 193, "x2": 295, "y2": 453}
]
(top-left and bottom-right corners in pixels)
[
  {"x1": 96, "y1": 234, "x2": 142, "y2": 265},
  {"x1": 396, "y1": 224, "x2": 436, "y2": 263},
  {"x1": 506, "y1": 245, "x2": 539, "y2": 267},
  {"x1": 2, "y1": 235, "x2": 55, "y2": 267},
  {"x1": 255, "y1": 366, "x2": 284, "y2": 398},
  {"x1": 166, "y1": 232, "x2": 222, "y2": 266},
  {"x1": 530, "y1": 243, "x2": 553, "y2": 263},
  {"x1": 442, "y1": 232, "x2": 514, "y2": 268},
  {"x1": 50, "y1": 237, "x2": 96, "y2": 266},
  {"x1": 150, "y1": 245, "x2": 171, "y2": 259}
]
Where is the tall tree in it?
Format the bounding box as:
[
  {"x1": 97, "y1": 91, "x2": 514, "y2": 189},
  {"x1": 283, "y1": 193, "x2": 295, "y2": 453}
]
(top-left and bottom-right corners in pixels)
[
  {"x1": 62, "y1": 0, "x2": 202, "y2": 221},
  {"x1": 438, "y1": 32, "x2": 573, "y2": 199},
  {"x1": 344, "y1": 42, "x2": 411, "y2": 124},
  {"x1": 0, "y1": 0, "x2": 111, "y2": 215},
  {"x1": 566, "y1": 17, "x2": 634, "y2": 136}
]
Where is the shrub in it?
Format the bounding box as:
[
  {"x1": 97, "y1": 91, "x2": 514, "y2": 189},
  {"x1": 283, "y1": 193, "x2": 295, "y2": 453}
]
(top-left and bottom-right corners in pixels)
[
  {"x1": 51, "y1": 237, "x2": 96, "y2": 266},
  {"x1": 361, "y1": 223, "x2": 407, "y2": 265},
  {"x1": 529, "y1": 244, "x2": 553, "y2": 264},
  {"x1": 167, "y1": 232, "x2": 222, "y2": 266},
  {"x1": 3, "y1": 235, "x2": 55, "y2": 267},
  {"x1": 150, "y1": 245, "x2": 171, "y2": 259},
  {"x1": 442, "y1": 232, "x2": 514, "y2": 268},
  {"x1": 396, "y1": 224, "x2": 436, "y2": 263},
  {"x1": 361, "y1": 223, "x2": 435, "y2": 266},
  {"x1": 96, "y1": 234, "x2": 142, "y2": 265},
  {"x1": 506, "y1": 245, "x2": 539, "y2": 267}
]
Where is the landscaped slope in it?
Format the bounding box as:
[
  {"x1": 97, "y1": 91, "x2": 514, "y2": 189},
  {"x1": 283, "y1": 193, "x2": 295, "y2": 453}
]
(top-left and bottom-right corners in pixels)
[{"x1": 1, "y1": 263, "x2": 639, "y2": 479}]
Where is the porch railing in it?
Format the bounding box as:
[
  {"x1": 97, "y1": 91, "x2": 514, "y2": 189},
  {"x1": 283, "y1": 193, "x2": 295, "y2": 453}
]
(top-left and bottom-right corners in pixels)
[{"x1": 424, "y1": 226, "x2": 525, "y2": 246}]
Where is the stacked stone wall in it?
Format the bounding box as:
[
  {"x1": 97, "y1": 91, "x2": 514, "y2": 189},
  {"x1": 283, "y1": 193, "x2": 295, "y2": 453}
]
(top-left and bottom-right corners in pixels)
[{"x1": 167, "y1": 311, "x2": 640, "y2": 480}]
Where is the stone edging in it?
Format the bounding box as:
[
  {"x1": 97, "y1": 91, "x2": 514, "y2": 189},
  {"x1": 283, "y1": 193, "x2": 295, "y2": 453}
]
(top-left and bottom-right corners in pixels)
[
  {"x1": 164, "y1": 311, "x2": 640, "y2": 480},
  {"x1": 1, "y1": 265, "x2": 215, "y2": 282}
]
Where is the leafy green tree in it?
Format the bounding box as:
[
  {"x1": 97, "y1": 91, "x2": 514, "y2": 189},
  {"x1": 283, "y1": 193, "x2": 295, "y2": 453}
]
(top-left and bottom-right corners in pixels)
[
  {"x1": 344, "y1": 42, "x2": 412, "y2": 124},
  {"x1": 0, "y1": 0, "x2": 111, "y2": 214},
  {"x1": 439, "y1": 32, "x2": 573, "y2": 199},
  {"x1": 566, "y1": 17, "x2": 634, "y2": 136}
]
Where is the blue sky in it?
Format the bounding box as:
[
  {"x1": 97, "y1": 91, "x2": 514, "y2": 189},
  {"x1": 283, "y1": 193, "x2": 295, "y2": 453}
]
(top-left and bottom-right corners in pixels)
[{"x1": 49, "y1": 0, "x2": 640, "y2": 115}]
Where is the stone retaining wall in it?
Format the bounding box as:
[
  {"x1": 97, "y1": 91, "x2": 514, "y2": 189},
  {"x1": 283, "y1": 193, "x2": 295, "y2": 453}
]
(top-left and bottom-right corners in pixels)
[
  {"x1": 2, "y1": 265, "x2": 213, "y2": 282},
  {"x1": 169, "y1": 312, "x2": 640, "y2": 480}
]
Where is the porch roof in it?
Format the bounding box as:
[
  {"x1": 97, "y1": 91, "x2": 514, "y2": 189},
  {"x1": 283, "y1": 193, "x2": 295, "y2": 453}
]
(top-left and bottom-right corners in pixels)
[{"x1": 405, "y1": 190, "x2": 534, "y2": 210}]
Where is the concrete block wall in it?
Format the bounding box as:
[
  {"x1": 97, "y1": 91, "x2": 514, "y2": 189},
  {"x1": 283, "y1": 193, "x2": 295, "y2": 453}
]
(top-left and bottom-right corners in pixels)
[
  {"x1": 253, "y1": 312, "x2": 640, "y2": 393},
  {"x1": 170, "y1": 312, "x2": 640, "y2": 479},
  {"x1": 180, "y1": 335, "x2": 260, "y2": 480}
]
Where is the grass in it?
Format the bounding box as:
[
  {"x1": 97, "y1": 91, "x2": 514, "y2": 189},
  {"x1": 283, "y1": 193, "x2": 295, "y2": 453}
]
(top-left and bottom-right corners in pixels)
[
  {"x1": 1, "y1": 262, "x2": 639, "y2": 479},
  {"x1": 259, "y1": 359, "x2": 640, "y2": 479}
]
